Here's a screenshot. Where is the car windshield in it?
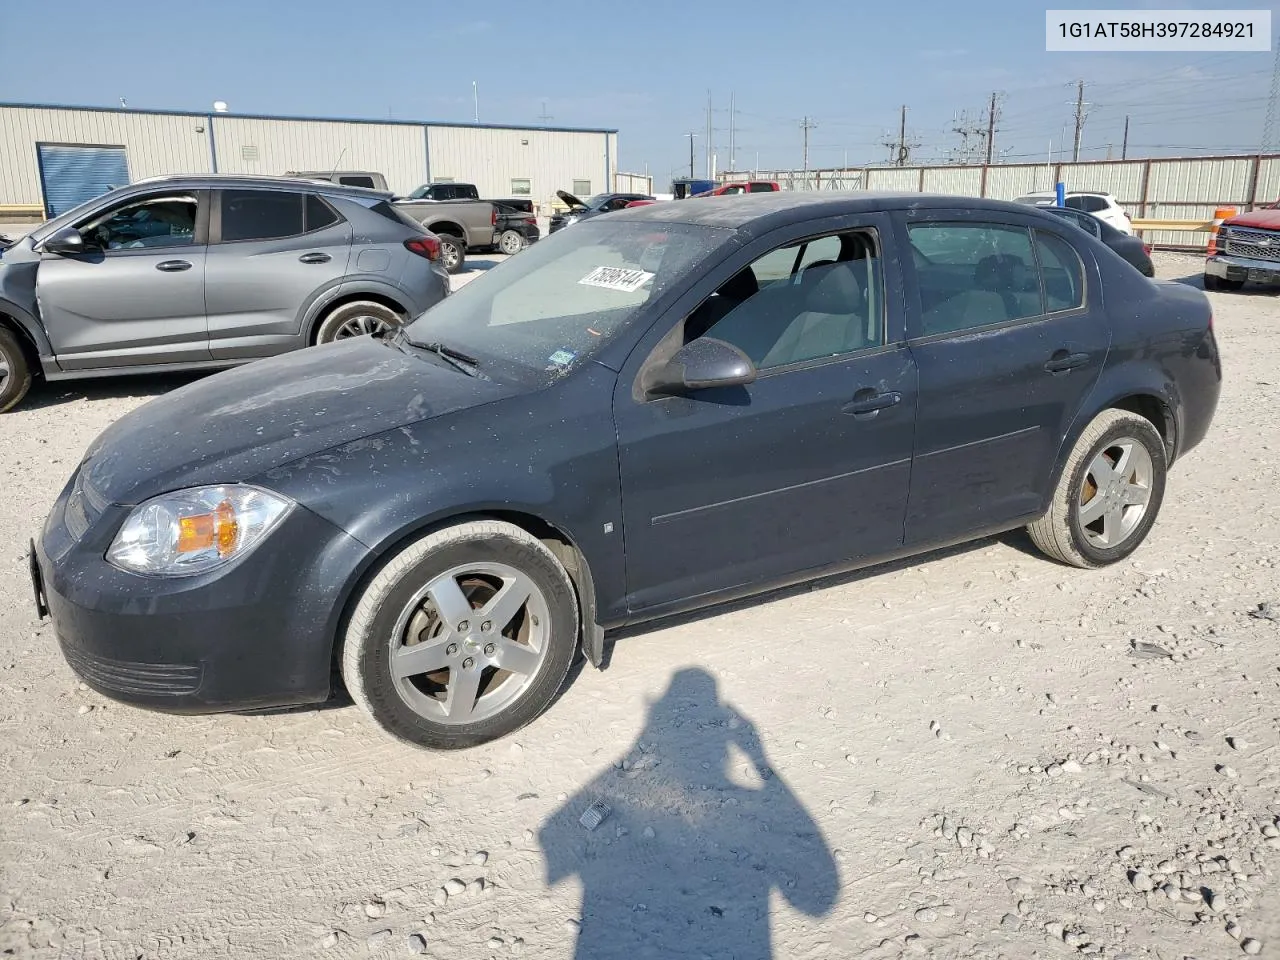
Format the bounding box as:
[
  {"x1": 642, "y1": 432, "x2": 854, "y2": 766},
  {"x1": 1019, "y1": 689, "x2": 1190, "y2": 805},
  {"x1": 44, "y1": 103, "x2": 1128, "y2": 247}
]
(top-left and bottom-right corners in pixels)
[
  {"x1": 406, "y1": 185, "x2": 428, "y2": 199},
  {"x1": 585, "y1": 194, "x2": 612, "y2": 209},
  {"x1": 402, "y1": 220, "x2": 726, "y2": 388}
]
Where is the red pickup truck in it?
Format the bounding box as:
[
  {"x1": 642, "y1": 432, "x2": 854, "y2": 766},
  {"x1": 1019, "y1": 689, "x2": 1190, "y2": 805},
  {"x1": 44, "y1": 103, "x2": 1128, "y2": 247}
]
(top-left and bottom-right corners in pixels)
[{"x1": 1204, "y1": 204, "x2": 1280, "y2": 290}]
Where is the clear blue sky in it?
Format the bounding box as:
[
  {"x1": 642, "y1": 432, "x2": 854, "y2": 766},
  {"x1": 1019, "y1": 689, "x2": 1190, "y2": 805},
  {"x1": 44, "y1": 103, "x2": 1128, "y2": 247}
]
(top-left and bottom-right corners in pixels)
[{"x1": 2, "y1": 0, "x2": 1277, "y2": 182}]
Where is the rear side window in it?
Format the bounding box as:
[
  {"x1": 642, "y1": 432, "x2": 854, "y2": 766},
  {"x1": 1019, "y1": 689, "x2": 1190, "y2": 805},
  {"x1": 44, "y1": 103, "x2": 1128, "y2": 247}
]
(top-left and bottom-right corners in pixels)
[
  {"x1": 748, "y1": 182, "x2": 775, "y2": 192},
  {"x1": 338, "y1": 175, "x2": 376, "y2": 189},
  {"x1": 908, "y1": 223, "x2": 1043, "y2": 335},
  {"x1": 1035, "y1": 231, "x2": 1085, "y2": 312},
  {"x1": 221, "y1": 190, "x2": 304, "y2": 242},
  {"x1": 305, "y1": 195, "x2": 342, "y2": 231},
  {"x1": 1082, "y1": 195, "x2": 1109, "y2": 213}
]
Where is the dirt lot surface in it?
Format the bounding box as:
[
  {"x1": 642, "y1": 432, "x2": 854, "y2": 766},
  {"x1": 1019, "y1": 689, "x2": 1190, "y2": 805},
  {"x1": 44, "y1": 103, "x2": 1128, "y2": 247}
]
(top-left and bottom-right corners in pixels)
[{"x1": 2, "y1": 252, "x2": 1278, "y2": 959}]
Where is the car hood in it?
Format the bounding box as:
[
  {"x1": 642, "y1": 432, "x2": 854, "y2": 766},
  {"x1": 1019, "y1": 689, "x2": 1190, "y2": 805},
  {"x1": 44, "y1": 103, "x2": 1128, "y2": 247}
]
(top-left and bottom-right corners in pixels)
[
  {"x1": 1225, "y1": 208, "x2": 1280, "y2": 229},
  {"x1": 555, "y1": 189, "x2": 588, "y2": 211},
  {"x1": 79, "y1": 337, "x2": 517, "y2": 505}
]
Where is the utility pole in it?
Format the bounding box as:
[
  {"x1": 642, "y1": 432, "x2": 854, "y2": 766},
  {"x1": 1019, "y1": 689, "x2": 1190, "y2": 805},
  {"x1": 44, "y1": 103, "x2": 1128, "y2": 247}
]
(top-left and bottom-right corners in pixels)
[
  {"x1": 800, "y1": 116, "x2": 817, "y2": 173},
  {"x1": 984, "y1": 92, "x2": 1003, "y2": 165},
  {"x1": 728, "y1": 91, "x2": 736, "y2": 172},
  {"x1": 1121, "y1": 115, "x2": 1129, "y2": 160},
  {"x1": 685, "y1": 132, "x2": 698, "y2": 178},
  {"x1": 706, "y1": 91, "x2": 713, "y2": 179},
  {"x1": 897, "y1": 106, "x2": 907, "y2": 166},
  {"x1": 1071, "y1": 79, "x2": 1089, "y2": 163}
]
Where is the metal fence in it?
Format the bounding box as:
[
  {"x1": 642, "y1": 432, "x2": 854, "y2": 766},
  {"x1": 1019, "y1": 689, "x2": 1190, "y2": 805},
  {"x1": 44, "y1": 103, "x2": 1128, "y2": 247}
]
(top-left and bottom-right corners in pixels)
[{"x1": 724, "y1": 153, "x2": 1280, "y2": 249}]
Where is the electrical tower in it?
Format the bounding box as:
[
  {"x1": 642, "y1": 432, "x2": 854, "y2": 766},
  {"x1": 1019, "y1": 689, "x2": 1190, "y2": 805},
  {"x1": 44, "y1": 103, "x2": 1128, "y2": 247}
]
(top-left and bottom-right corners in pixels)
[
  {"x1": 881, "y1": 105, "x2": 920, "y2": 166},
  {"x1": 984, "y1": 91, "x2": 1005, "y2": 165},
  {"x1": 949, "y1": 110, "x2": 986, "y2": 165}
]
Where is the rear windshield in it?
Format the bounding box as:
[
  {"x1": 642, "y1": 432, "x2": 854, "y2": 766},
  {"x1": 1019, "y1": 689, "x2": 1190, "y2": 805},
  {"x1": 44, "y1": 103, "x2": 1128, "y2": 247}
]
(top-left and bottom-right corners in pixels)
[{"x1": 369, "y1": 200, "x2": 427, "y2": 231}]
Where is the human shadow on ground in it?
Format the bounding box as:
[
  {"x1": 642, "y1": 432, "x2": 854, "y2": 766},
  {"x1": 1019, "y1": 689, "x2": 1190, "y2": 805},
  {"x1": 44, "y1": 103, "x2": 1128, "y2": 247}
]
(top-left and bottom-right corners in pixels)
[{"x1": 539, "y1": 667, "x2": 838, "y2": 959}]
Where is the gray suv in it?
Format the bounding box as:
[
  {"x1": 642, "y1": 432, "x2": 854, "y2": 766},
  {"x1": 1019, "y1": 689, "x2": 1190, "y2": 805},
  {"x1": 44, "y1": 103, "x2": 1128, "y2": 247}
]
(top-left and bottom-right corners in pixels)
[{"x1": 0, "y1": 175, "x2": 450, "y2": 412}]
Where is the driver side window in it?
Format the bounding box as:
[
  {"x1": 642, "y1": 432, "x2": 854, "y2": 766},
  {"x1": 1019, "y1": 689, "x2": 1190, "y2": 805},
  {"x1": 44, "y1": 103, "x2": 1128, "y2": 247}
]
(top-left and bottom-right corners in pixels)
[
  {"x1": 80, "y1": 194, "x2": 198, "y2": 251},
  {"x1": 683, "y1": 230, "x2": 885, "y2": 370}
]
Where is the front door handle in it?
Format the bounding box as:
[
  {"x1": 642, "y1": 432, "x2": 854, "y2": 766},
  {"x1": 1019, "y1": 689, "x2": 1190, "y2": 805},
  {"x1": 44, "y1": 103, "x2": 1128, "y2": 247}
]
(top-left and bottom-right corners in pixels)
[
  {"x1": 299, "y1": 252, "x2": 331, "y2": 264},
  {"x1": 842, "y1": 389, "x2": 902, "y2": 418},
  {"x1": 155, "y1": 260, "x2": 192, "y2": 272},
  {"x1": 1044, "y1": 350, "x2": 1090, "y2": 373}
]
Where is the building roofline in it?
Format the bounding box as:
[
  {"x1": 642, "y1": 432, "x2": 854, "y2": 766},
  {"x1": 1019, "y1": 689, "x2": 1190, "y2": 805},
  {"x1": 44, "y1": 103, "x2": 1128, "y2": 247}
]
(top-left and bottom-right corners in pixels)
[{"x1": 0, "y1": 101, "x2": 618, "y2": 136}]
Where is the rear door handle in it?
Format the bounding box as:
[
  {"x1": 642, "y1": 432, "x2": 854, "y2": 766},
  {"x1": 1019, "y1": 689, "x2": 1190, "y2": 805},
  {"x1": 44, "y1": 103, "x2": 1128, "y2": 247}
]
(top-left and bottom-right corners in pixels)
[
  {"x1": 842, "y1": 389, "x2": 902, "y2": 417},
  {"x1": 1044, "y1": 350, "x2": 1090, "y2": 373},
  {"x1": 155, "y1": 260, "x2": 192, "y2": 272},
  {"x1": 299, "y1": 252, "x2": 331, "y2": 264}
]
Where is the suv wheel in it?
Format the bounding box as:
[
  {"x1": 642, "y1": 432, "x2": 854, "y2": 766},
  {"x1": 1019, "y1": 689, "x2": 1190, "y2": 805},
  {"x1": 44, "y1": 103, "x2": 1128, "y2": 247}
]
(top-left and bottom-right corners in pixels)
[
  {"x1": 315, "y1": 301, "x2": 402, "y2": 344},
  {"x1": 0, "y1": 327, "x2": 33, "y2": 413},
  {"x1": 340, "y1": 520, "x2": 580, "y2": 750}
]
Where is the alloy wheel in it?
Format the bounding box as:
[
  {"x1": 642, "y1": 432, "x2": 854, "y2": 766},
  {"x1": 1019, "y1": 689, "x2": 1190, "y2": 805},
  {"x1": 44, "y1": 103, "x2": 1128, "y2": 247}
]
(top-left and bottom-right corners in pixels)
[{"x1": 1078, "y1": 438, "x2": 1154, "y2": 549}]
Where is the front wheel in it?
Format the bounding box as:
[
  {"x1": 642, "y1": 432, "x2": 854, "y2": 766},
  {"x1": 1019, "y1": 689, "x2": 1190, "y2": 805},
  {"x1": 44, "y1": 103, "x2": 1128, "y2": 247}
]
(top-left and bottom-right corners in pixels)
[
  {"x1": 1027, "y1": 409, "x2": 1167, "y2": 568},
  {"x1": 315, "y1": 300, "x2": 402, "y2": 344},
  {"x1": 340, "y1": 520, "x2": 580, "y2": 750},
  {"x1": 438, "y1": 235, "x2": 466, "y2": 275},
  {"x1": 0, "y1": 327, "x2": 33, "y2": 413}
]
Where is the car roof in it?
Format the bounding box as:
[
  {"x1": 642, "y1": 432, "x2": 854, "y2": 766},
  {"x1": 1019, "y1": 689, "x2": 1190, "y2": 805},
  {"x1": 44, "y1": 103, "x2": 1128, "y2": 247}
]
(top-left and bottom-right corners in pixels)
[
  {"x1": 610, "y1": 191, "x2": 1071, "y2": 232},
  {"x1": 129, "y1": 173, "x2": 392, "y2": 199}
]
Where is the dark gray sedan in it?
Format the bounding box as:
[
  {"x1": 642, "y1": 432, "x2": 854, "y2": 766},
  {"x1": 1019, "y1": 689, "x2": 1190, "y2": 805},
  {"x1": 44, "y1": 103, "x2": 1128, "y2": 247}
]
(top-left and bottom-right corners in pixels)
[
  {"x1": 32, "y1": 193, "x2": 1221, "y2": 750},
  {"x1": 1039, "y1": 204, "x2": 1155, "y2": 277},
  {"x1": 0, "y1": 175, "x2": 450, "y2": 412}
]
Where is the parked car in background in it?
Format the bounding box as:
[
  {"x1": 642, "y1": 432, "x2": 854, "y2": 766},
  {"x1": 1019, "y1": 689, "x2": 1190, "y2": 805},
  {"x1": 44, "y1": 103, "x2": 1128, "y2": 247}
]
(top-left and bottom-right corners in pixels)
[
  {"x1": 1204, "y1": 203, "x2": 1280, "y2": 290},
  {"x1": 1015, "y1": 191, "x2": 1133, "y2": 235},
  {"x1": 671, "y1": 178, "x2": 717, "y2": 199},
  {"x1": 625, "y1": 199, "x2": 658, "y2": 208},
  {"x1": 285, "y1": 170, "x2": 389, "y2": 191},
  {"x1": 693, "y1": 180, "x2": 781, "y2": 196},
  {"x1": 493, "y1": 207, "x2": 540, "y2": 254},
  {"x1": 1040, "y1": 206, "x2": 1154, "y2": 277},
  {"x1": 32, "y1": 192, "x2": 1219, "y2": 750},
  {"x1": 549, "y1": 190, "x2": 654, "y2": 232},
  {"x1": 405, "y1": 182, "x2": 481, "y2": 202},
  {"x1": 0, "y1": 175, "x2": 449, "y2": 412},
  {"x1": 393, "y1": 195, "x2": 496, "y2": 273}
]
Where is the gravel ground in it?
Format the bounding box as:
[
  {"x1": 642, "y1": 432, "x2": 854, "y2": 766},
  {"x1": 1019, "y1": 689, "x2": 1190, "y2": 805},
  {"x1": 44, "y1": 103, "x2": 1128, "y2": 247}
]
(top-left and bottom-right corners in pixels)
[{"x1": 1, "y1": 252, "x2": 1278, "y2": 960}]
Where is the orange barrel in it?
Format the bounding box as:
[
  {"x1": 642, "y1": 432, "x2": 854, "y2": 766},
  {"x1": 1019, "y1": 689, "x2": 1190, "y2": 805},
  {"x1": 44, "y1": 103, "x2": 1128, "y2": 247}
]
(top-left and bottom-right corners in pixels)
[{"x1": 1207, "y1": 206, "x2": 1238, "y2": 255}]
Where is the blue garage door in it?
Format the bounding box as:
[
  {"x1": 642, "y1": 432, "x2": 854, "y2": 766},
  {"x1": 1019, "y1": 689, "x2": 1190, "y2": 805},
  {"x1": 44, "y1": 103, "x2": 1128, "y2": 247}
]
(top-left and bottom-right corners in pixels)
[{"x1": 36, "y1": 144, "x2": 130, "y2": 218}]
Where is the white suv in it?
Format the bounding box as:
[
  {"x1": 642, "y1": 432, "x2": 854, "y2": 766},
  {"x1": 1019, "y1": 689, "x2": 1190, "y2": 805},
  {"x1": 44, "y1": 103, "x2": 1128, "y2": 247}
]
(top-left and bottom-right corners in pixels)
[{"x1": 1015, "y1": 191, "x2": 1133, "y2": 235}]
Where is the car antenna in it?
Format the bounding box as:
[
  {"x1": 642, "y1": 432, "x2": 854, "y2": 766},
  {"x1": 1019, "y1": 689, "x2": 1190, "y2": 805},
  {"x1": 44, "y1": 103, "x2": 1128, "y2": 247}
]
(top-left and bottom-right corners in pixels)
[{"x1": 327, "y1": 147, "x2": 347, "y2": 183}]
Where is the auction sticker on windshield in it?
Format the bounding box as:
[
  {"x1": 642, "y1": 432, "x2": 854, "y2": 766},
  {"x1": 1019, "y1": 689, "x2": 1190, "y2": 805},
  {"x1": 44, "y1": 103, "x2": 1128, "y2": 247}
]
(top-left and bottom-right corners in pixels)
[{"x1": 578, "y1": 266, "x2": 654, "y2": 293}]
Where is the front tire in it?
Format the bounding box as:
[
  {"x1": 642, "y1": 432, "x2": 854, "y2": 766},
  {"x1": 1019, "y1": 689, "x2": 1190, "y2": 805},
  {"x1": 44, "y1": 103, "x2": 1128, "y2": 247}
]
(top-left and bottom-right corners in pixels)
[
  {"x1": 0, "y1": 327, "x2": 33, "y2": 413},
  {"x1": 315, "y1": 300, "x2": 402, "y2": 344},
  {"x1": 340, "y1": 520, "x2": 580, "y2": 750},
  {"x1": 1027, "y1": 409, "x2": 1167, "y2": 568}
]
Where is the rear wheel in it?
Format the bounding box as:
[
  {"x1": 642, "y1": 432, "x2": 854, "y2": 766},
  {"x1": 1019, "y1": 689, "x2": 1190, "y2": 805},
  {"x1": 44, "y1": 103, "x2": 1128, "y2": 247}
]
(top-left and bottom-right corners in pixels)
[
  {"x1": 499, "y1": 229, "x2": 526, "y2": 255},
  {"x1": 341, "y1": 520, "x2": 580, "y2": 750},
  {"x1": 0, "y1": 326, "x2": 33, "y2": 413},
  {"x1": 1204, "y1": 273, "x2": 1244, "y2": 291},
  {"x1": 1028, "y1": 409, "x2": 1167, "y2": 568},
  {"x1": 315, "y1": 300, "x2": 402, "y2": 344},
  {"x1": 438, "y1": 235, "x2": 466, "y2": 275}
]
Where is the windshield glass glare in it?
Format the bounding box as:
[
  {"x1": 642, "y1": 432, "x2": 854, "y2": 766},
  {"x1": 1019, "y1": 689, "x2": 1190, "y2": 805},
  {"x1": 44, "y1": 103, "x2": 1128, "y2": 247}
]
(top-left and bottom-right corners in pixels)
[{"x1": 403, "y1": 220, "x2": 726, "y2": 387}]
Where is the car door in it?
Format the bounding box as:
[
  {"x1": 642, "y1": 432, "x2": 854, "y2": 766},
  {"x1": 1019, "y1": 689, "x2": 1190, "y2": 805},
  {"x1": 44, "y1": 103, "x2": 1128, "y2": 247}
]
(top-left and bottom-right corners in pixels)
[
  {"x1": 35, "y1": 189, "x2": 210, "y2": 369},
  {"x1": 899, "y1": 210, "x2": 1111, "y2": 546},
  {"x1": 613, "y1": 214, "x2": 918, "y2": 615},
  {"x1": 204, "y1": 188, "x2": 352, "y2": 359}
]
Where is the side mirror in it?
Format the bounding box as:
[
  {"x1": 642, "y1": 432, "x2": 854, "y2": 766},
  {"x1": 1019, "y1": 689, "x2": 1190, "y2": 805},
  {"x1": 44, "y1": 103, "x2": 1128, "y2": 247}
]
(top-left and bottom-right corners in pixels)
[
  {"x1": 41, "y1": 225, "x2": 88, "y2": 255},
  {"x1": 647, "y1": 337, "x2": 757, "y2": 396}
]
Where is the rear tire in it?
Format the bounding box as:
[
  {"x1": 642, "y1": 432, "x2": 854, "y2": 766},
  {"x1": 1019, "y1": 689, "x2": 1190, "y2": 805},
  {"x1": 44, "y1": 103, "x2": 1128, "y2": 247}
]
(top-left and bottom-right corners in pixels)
[
  {"x1": 438, "y1": 235, "x2": 466, "y2": 275},
  {"x1": 0, "y1": 327, "x2": 33, "y2": 413},
  {"x1": 499, "y1": 230, "x2": 526, "y2": 255},
  {"x1": 340, "y1": 520, "x2": 580, "y2": 750},
  {"x1": 315, "y1": 301, "x2": 402, "y2": 345},
  {"x1": 1028, "y1": 409, "x2": 1167, "y2": 569}
]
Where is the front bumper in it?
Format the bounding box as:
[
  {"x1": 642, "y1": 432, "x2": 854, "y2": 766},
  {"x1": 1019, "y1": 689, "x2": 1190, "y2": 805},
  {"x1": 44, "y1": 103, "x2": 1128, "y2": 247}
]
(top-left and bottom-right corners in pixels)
[
  {"x1": 33, "y1": 475, "x2": 370, "y2": 714},
  {"x1": 1205, "y1": 253, "x2": 1280, "y2": 282}
]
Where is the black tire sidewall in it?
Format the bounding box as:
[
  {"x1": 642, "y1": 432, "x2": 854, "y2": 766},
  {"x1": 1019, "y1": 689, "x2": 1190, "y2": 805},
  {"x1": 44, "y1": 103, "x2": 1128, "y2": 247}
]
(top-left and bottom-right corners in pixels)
[
  {"x1": 0, "y1": 328, "x2": 32, "y2": 413},
  {"x1": 354, "y1": 535, "x2": 578, "y2": 749},
  {"x1": 1065, "y1": 418, "x2": 1167, "y2": 566}
]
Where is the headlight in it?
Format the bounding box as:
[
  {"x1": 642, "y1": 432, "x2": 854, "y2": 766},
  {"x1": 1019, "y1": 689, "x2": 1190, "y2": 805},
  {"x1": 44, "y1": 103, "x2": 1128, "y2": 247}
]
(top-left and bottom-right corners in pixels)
[{"x1": 107, "y1": 485, "x2": 292, "y2": 577}]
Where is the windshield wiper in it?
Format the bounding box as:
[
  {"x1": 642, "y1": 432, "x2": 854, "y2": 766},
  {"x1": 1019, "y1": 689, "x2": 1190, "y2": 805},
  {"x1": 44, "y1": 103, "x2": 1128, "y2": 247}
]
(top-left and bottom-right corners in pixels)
[{"x1": 404, "y1": 337, "x2": 483, "y2": 377}]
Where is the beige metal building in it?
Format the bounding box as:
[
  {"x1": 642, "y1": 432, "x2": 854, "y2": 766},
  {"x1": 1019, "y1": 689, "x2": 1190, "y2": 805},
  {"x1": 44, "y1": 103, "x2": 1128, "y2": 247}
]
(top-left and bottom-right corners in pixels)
[{"x1": 0, "y1": 102, "x2": 627, "y2": 219}]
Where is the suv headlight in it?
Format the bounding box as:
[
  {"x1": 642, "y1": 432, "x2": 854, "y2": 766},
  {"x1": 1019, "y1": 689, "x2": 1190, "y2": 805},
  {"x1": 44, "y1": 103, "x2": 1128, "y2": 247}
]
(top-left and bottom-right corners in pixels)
[{"x1": 107, "y1": 485, "x2": 292, "y2": 577}]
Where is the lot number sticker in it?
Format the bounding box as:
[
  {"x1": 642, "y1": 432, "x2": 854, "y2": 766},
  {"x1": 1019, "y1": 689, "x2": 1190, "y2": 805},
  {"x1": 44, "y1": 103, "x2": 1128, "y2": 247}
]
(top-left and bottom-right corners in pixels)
[{"x1": 579, "y1": 266, "x2": 654, "y2": 293}]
